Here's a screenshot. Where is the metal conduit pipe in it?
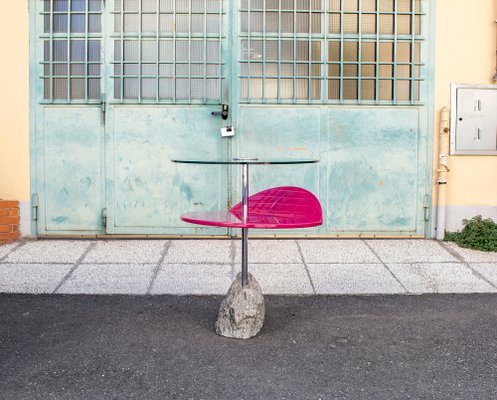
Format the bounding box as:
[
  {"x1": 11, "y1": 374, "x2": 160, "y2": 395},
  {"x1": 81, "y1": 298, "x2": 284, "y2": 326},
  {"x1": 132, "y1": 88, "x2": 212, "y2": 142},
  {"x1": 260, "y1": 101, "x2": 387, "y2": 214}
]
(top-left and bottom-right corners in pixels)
[
  {"x1": 435, "y1": 107, "x2": 451, "y2": 240},
  {"x1": 493, "y1": 19, "x2": 497, "y2": 81}
]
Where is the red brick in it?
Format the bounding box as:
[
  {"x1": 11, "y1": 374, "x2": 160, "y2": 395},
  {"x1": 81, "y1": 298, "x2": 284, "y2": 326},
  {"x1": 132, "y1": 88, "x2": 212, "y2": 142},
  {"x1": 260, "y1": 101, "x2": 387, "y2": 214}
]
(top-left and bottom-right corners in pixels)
[
  {"x1": 0, "y1": 200, "x2": 19, "y2": 209},
  {"x1": 0, "y1": 232, "x2": 20, "y2": 242},
  {"x1": 0, "y1": 225, "x2": 13, "y2": 233},
  {"x1": 0, "y1": 216, "x2": 19, "y2": 225},
  {"x1": 0, "y1": 200, "x2": 20, "y2": 243}
]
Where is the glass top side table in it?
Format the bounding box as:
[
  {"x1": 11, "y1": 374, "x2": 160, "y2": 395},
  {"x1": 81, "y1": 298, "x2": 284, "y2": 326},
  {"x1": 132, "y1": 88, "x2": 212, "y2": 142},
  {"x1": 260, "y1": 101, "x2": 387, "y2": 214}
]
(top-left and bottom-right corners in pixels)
[{"x1": 172, "y1": 158, "x2": 321, "y2": 286}]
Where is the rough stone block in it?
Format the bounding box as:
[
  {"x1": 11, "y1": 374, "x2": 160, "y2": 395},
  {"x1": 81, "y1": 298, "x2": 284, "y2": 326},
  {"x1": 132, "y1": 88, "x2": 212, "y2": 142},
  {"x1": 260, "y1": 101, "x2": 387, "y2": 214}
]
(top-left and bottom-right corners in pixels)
[{"x1": 215, "y1": 273, "x2": 265, "y2": 339}]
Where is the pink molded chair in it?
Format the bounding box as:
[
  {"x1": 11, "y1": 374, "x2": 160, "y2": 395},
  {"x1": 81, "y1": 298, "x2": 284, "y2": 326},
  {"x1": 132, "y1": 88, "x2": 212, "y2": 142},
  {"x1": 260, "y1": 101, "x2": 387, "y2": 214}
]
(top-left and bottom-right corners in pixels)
[{"x1": 180, "y1": 186, "x2": 322, "y2": 229}]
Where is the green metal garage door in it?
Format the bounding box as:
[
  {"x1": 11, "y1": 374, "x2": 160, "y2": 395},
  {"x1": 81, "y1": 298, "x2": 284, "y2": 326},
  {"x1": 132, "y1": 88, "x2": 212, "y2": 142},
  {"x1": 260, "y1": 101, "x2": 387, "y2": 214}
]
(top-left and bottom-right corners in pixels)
[{"x1": 32, "y1": 0, "x2": 432, "y2": 237}]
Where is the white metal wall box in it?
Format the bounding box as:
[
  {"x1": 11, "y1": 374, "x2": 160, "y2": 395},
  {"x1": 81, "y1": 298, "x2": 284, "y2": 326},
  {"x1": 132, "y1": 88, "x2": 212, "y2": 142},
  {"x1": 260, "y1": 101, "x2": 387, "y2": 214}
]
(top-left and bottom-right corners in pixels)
[{"x1": 450, "y1": 84, "x2": 497, "y2": 155}]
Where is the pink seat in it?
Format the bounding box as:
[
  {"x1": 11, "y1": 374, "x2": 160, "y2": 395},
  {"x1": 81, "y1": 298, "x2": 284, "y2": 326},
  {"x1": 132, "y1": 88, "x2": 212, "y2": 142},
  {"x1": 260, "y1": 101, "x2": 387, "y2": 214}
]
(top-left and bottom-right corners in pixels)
[{"x1": 180, "y1": 186, "x2": 322, "y2": 229}]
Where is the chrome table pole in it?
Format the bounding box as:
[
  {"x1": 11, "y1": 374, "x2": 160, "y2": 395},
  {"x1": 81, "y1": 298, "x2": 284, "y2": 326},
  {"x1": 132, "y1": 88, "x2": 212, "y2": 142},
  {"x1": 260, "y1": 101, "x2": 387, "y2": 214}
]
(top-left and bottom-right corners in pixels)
[{"x1": 241, "y1": 163, "x2": 249, "y2": 286}]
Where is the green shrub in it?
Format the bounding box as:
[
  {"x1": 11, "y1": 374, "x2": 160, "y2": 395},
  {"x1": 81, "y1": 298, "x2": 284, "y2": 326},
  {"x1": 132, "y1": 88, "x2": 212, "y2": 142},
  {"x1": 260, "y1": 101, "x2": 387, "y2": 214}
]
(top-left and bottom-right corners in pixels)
[{"x1": 444, "y1": 215, "x2": 497, "y2": 252}]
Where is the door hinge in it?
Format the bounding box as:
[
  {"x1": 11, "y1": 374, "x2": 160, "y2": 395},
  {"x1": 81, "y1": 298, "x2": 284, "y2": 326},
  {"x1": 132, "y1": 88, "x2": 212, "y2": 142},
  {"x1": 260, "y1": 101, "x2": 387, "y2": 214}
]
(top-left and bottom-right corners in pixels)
[
  {"x1": 102, "y1": 208, "x2": 107, "y2": 229},
  {"x1": 423, "y1": 194, "x2": 431, "y2": 222},
  {"x1": 31, "y1": 193, "x2": 39, "y2": 221}
]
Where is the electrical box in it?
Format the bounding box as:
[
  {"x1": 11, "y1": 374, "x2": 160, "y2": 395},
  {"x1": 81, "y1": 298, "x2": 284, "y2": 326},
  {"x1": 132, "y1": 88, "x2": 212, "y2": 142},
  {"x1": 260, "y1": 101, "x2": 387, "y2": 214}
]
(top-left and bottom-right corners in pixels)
[{"x1": 450, "y1": 84, "x2": 497, "y2": 155}]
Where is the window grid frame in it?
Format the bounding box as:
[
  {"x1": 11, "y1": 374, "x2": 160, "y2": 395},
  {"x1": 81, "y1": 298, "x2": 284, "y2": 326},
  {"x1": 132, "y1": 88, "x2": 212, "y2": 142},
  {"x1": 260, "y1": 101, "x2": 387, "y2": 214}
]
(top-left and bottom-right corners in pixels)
[
  {"x1": 40, "y1": 0, "x2": 103, "y2": 104},
  {"x1": 111, "y1": 0, "x2": 226, "y2": 104},
  {"x1": 38, "y1": 0, "x2": 426, "y2": 105},
  {"x1": 239, "y1": 0, "x2": 426, "y2": 105}
]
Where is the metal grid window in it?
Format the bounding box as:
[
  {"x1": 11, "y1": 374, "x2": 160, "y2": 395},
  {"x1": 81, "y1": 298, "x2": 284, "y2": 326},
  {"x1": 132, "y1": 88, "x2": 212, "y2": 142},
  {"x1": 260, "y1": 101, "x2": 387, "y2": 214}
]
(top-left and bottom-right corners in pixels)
[
  {"x1": 41, "y1": 0, "x2": 102, "y2": 102},
  {"x1": 240, "y1": 0, "x2": 324, "y2": 102},
  {"x1": 240, "y1": 0, "x2": 424, "y2": 104},
  {"x1": 112, "y1": 0, "x2": 225, "y2": 103}
]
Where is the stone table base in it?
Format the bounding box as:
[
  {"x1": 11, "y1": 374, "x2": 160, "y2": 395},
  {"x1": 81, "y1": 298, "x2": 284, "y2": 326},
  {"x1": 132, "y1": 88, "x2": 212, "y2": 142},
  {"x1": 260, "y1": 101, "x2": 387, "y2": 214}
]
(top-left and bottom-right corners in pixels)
[{"x1": 215, "y1": 273, "x2": 265, "y2": 339}]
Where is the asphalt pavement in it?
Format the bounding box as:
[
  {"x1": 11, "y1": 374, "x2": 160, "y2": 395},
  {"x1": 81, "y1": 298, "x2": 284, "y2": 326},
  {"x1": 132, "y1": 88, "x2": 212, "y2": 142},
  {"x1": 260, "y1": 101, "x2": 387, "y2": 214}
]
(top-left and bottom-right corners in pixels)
[{"x1": 1, "y1": 293, "x2": 497, "y2": 400}]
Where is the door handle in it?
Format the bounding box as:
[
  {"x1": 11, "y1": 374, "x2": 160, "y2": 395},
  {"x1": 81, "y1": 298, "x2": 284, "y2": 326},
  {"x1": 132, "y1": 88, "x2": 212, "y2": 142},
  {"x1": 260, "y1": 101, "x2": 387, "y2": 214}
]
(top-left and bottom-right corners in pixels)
[{"x1": 211, "y1": 104, "x2": 229, "y2": 120}]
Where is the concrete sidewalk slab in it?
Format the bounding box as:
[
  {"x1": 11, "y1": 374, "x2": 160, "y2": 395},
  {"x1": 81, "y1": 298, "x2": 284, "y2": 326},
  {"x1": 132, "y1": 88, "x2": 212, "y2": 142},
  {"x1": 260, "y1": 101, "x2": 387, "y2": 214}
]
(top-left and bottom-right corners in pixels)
[
  {"x1": 444, "y1": 241, "x2": 497, "y2": 262},
  {"x1": 308, "y1": 263, "x2": 407, "y2": 294},
  {"x1": 4, "y1": 240, "x2": 91, "y2": 263},
  {"x1": 470, "y1": 263, "x2": 497, "y2": 288},
  {"x1": 298, "y1": 239, "x2": 380, "y2": 263},
  {"x1": 248, "y1": 263, "x2": 314, "y2": 294},
  {"x1": 57, "y1": 263, "x2": 157, "y2": 295},
  {"x1": 235, "y1": 239, "x2": 302, "y2": 263},
  {"x1": 1, "y1": 238, "x2": 497, "y2": 296},
  {"x1": 84, "y1": 240, "x2": 167, "y2": 264},
  {"x1": 0, "y1": 242, "x2": 19, "y2": 259},
  {"x1": 151, "y1": 263, "x2": 232, "y2": 295},
  {"x1": 387, "y1": 263, "x2": 497, "y2": 293},
  {"x1": 366, "y1": 239, "x2": 458, "y2": 263},
  {"x1": 164, "y1": 240, "x2": 232, "y2": 263},
  {"x1": 0, "y1": 263, "x2": 73, "y2": 294}
]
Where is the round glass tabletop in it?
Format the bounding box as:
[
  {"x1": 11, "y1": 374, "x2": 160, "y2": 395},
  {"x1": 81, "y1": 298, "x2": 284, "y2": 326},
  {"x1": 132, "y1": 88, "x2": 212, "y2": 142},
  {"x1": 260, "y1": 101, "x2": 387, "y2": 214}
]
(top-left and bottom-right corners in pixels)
[{"x1": 171, "y1": 157, "x2": 319, "y2": 165}]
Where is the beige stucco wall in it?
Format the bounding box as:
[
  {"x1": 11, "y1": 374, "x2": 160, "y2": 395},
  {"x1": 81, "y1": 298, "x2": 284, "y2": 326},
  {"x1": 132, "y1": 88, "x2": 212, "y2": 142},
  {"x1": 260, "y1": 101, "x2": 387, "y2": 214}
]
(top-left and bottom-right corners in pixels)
[
  {"x1": 0, "y1": 1, "x2": 30, "y2": 202},
  {"x1": 1, "y1": 1, "x2": 496, "y2": 235},
  {"x1": 434, "y1": 0, "x2": 497, "y2": 231}
]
